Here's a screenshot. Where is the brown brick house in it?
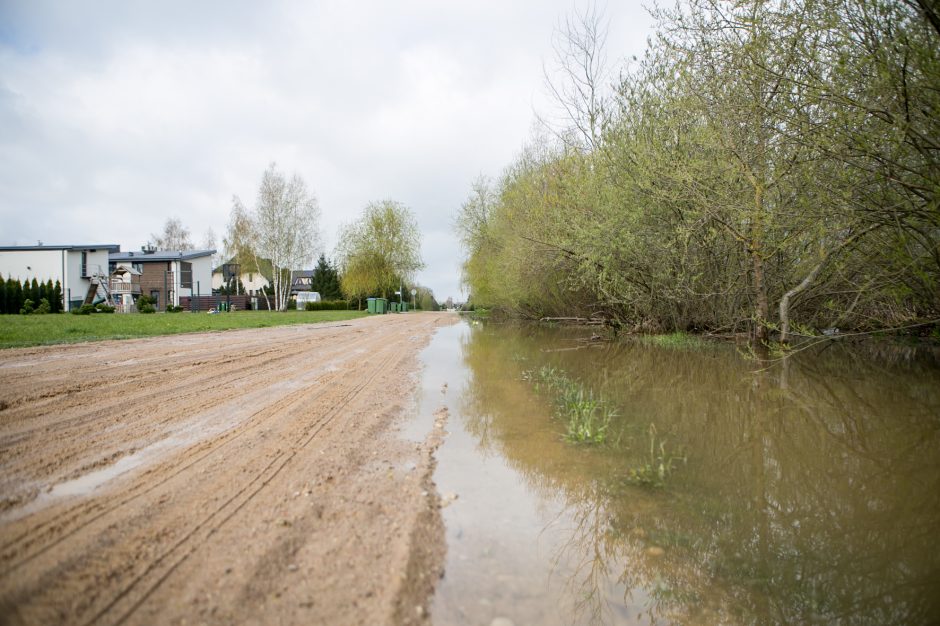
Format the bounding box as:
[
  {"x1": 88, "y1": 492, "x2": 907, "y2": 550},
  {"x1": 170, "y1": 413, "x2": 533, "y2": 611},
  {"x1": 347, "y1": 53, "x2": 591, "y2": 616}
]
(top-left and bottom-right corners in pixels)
[{"x1": 110, "y1": 247, "x2": 216, "y2": 311}]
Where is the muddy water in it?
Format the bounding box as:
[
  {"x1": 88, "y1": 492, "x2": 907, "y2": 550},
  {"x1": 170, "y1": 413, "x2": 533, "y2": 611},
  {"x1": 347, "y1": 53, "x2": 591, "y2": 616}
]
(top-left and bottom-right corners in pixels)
[{"x1": 409, "y1": 320, "x2": 940, "y2": 626}]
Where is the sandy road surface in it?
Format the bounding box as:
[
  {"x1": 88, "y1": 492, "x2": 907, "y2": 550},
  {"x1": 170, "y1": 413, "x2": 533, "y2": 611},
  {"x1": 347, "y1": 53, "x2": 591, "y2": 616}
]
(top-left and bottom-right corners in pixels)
[{"x1": 0, "y1": 312, "x2": 455, "y2": 626}]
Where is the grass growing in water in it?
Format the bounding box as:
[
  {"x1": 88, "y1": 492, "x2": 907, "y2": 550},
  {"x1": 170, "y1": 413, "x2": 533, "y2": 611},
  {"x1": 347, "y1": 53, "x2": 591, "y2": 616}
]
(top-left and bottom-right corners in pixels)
[
  {"x1": 637, "y1": 332, "x2": 709, "y2": 350},
  {"x1": 524, "y1": 366, "x2": 686, "y2": 486},
  {"x1": 624, "y1": 423, "x2": 686, "y2": 487},
  {"x1": 528, "y1": 366, "x2": 616, "y2": 444}
]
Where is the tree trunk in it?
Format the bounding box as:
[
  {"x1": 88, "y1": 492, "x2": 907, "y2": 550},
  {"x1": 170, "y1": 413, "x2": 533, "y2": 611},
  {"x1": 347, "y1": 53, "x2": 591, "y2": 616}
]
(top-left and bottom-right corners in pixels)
[
  {"x1": 752, "y1": 247, "x2": 769, "y2": 342},
  {"x1": 778, "y1": 259, "x2": 825, "y2": 344}
]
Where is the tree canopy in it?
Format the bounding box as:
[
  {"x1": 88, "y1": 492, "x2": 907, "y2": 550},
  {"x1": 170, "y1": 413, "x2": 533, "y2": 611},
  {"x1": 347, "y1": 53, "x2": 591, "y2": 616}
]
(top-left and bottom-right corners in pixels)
[
  {"x1": 310, "y1": 254, "x2": 342, "y2": 300},
  {"x1": 457, "y1": 0, "x2": 940, "y2": 340},
  {"x1": 336, "y1": 200, "x2": 424, "y2": 300}
]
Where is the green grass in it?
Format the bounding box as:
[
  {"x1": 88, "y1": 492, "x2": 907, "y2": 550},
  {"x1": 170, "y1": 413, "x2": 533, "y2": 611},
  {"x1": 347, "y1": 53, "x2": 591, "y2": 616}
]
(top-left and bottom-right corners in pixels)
[
  {"x1": 0, "y1": 310, "x2": 369, "y2": 349},
  {"x1": 636, "y1": 331, "x2": 710, "y2": 350}
]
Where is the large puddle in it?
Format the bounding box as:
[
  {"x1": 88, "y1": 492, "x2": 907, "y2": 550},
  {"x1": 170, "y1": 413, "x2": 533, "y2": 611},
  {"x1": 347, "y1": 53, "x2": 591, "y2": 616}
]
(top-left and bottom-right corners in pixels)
[{"x1": 409, "y1": 320, "x2": 940, "y2": 625}]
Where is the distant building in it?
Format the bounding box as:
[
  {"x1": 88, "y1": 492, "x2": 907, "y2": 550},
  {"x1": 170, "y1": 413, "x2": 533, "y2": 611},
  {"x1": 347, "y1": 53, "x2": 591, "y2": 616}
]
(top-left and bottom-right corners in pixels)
[
  {"x1": 0, "y1": 244, "x2": 121, "y2": 311},
  {"x1": 290, "y1": 270, "x2": 314, "y2": 295},
  {"x1": 110, "y1": 247, "x2": 215, "y2": 311},
  {"x1": 211, "y1": 257, "x2": 272, "y2": 296}
]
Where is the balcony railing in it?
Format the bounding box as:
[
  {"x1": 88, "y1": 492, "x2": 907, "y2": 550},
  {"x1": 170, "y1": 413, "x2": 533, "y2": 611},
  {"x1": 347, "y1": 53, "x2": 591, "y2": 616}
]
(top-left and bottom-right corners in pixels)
[{"x1": 110, "y1": 280, "x2": 141, "y2": 295}]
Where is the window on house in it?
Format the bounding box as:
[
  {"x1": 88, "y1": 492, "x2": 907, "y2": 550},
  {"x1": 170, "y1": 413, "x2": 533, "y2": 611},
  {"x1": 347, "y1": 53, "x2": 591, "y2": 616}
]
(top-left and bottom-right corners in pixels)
[
  {"x1": 180, "y1": 262, "x2": 193, "y2": 288},
  {"x1": 150, "y1": 290, "x2": 160, "y2": 309},
  {"x1": 80, "y1": 252, "x2": 88, "y2": 277},
  {"x1": 249, "y1": 273, "x2": 253, "y2": 283}
]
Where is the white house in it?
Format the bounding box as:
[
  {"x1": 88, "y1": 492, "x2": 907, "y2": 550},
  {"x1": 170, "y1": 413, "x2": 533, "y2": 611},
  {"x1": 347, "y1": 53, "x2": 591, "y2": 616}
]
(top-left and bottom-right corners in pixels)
[
  {"x1": 0, "y1": 244, "x2": 121, "y2": 311},
  {"x1": 211, "y1": 259, "x2": 272, "y2": 296},
  {"x1": 110, "y1": 247, "x2": 216, "y2": 311}
]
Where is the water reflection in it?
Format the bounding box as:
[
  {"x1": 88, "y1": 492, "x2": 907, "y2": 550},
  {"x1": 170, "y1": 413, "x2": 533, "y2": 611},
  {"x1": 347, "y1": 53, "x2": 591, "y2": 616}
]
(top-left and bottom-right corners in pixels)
[{"x1": 436, "y1": 322, "x2": 940, "y2": 625}]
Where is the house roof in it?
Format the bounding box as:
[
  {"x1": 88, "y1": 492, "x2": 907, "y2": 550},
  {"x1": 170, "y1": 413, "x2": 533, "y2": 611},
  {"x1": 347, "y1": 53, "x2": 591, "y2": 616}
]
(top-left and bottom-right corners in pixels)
[
  {"x1": 291, "y1": 270, "x2": 314, "y2": 279},
  {"x1": 111, "y1": 265, "x2": 142, "y2": 276},
  {"x1": 110, "y1": 249, "x2": 216, "y2": 262},
  {"x1": 0, "y1": 244, "x2": 121, "y2": 252}
]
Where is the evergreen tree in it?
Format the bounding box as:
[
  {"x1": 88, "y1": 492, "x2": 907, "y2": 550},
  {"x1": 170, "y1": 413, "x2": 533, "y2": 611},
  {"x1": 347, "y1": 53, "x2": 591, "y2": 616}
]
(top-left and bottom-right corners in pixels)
[
  {"x1": 53, "y1": 280, "x2": 63, "y2": 313},
  {"x1": 3, "y1": 277, "x2": 12, "y2": 314},
  {"x1": 0, "y1": 276, "x2": 6, "y2": 314},
  {"x1": 310, "y1": 254, "x2": 342, "y2": 300},
  {"x1": 12, "y1": 279, "x2": 23, "y2": 313},
  {"x1": 30, "y1": 278, "x2": 40, "y2": 304}
]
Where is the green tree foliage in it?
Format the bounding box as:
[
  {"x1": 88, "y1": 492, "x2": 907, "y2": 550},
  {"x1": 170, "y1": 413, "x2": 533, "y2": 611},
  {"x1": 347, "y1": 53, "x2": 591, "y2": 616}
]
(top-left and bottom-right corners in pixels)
[
  {"x1": 413, "y1": 285, "x2": 440, "y2": 311},
  {"x1": 0, "y1": 277, "x2": 64, "y2": 314},
  {"x1": 310, "y1": 254, "x2": 342, "y2": 300},
  {"x1": 336, "y1": 200, "x2": 425, "y2": 300},
  {"x1": 52, "y1": 280, "x2": 62, "y2": 313},
  {"x1": 457, "y1": 0, "x2": 940, "y2": 339}
]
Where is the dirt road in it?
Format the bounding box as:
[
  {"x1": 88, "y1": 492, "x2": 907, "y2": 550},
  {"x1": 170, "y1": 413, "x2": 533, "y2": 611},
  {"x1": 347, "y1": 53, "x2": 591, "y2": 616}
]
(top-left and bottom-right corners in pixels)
[{"x1": 0, "y1": 312, "x2": 456, "y2": 626}]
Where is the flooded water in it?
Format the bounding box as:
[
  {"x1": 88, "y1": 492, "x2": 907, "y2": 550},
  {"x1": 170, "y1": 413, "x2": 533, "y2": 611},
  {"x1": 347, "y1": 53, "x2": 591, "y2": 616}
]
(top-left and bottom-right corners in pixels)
[{"x1": 409, "y1": 320, "x2": 940, "y2": 625}]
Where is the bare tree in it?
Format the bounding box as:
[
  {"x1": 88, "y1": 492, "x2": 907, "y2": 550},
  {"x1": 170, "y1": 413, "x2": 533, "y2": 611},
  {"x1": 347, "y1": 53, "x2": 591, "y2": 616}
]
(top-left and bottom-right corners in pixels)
[
  {"x1": 149, "y1": 217, "x2": 194, "y2": 251},
  {"x1": 201, "y1": 227, "x2": 220, "y2": 270},
  {"x1": 540, "y1": 2, "x2": 611, "y2": 151}
]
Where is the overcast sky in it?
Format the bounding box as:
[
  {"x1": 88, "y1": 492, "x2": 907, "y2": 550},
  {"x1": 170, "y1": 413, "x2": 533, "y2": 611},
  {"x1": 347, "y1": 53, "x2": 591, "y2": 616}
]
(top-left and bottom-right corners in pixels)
[{"x1": 0, "y1": 1, "x2": 653, "y2": 302}]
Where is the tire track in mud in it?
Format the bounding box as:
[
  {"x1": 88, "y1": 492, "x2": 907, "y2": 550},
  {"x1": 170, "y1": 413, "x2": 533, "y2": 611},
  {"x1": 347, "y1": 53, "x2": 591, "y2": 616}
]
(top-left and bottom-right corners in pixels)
[
  {"x1": 0, "y1": 321, "x2": 410, "y2": 566},
  {"x1": 0, "y1": 323, "x2": 380, "y2": 488},
  {"x1": 0, "y1": 314, "x2": 447, "y2": 626},
  {"x1": 0, "y1": 325, "x2": 356, "y2": 442},
  {"x1": 0, "y1": 342, "x2": 327, "y2": 483},
  {"x1": 93, "y1": 338, "x2": 405, "y2": 626}
]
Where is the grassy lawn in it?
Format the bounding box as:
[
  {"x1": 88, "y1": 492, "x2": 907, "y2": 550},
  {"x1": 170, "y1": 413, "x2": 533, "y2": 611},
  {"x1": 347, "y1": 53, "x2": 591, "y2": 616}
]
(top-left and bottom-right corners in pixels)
[{"x1": 0, "y1": 310, "x2": 369, "y2": 349}]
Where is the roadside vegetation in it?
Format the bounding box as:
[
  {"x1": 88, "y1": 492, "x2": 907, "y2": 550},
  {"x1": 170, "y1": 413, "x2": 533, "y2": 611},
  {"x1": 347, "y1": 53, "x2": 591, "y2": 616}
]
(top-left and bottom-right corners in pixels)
[
  {"x1": 456, "y1": 1, "x2": 940, "y2": 344},
  {"x1": 527, "y1": 365, "x2": 616, "y2": 444},
  {"x1": 0, "y1": 310, "x2": 367, "y2": 349}
]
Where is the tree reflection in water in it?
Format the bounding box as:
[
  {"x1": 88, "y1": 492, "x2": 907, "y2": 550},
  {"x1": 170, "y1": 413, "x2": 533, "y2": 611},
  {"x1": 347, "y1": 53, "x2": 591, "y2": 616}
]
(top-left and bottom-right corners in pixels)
[{"x1": 453, "y1": 322, "x2": 940, "y2": 625}]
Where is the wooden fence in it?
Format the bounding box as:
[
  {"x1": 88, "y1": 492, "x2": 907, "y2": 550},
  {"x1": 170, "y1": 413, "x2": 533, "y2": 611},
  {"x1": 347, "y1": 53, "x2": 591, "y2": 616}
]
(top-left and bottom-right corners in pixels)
[{"x1": 179, "y1": 295, "x2": 272, "y2": 312}]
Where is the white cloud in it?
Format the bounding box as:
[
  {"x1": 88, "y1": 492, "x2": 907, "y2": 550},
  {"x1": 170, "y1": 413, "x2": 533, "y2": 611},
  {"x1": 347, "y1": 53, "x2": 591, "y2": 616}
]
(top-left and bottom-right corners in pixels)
[{"x1": 0, "y1": 1, "x2": 653, "y2": 302}]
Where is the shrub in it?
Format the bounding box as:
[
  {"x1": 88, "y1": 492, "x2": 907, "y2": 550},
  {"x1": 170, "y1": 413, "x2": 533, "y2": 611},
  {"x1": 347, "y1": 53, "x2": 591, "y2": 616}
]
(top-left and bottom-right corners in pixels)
[
  {"x1": 71, "y1": 304, "x2": 96, "y2": 315},
  {"x1": 166, "y1": 305, "x2": 184, "y2": 313},
  {"x1": 35, "y1": 298, "x2": 51, "y2": 315},
  {"x1": 136, "y1": 294, "x2": 154, "y2": 307},
  {"x1": 19, "y1": 299, "x2": 35, "y2": 315},
  {"x1": 138, "y1": 304, "x2": 156, "y2": 314},
  {"x1": 95, "y1": 303, "x2": 115, "y2": 313},
  {"x1": 304, "y1": 300, "x2": 349, "y2": 311}
]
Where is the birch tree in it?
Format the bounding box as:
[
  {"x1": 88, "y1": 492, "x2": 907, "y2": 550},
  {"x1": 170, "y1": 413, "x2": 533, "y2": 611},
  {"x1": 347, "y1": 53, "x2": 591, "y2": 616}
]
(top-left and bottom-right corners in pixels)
[
  {"x1": 256, "y1": 164, "x2": 321, "y2": 310},
  {"x1": 228, "y1": 163, "x2": 321, "y2": 311}
]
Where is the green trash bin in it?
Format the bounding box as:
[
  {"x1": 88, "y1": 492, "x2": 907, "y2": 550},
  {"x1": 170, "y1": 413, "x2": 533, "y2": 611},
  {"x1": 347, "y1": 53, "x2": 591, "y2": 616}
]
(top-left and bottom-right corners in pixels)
[
  {"x1": 390, "y1": 302, "x2": 397, "y2": 313},
  {"x1": 367, "y1": 298, "x2": 377, "y2": 314},
  {"x1": 376, "y1": 298, "x2": 388, "y2": 314},
  {"x1": 401, "y1": 302, "x2": 409, "y2": 312}
]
